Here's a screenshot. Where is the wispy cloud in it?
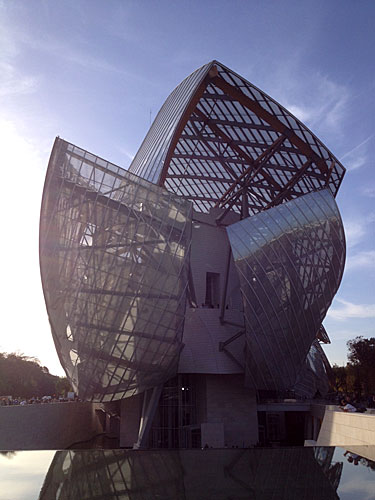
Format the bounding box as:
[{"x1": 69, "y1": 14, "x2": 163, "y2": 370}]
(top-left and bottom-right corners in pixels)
[
  {"x1": 323, "y1": 327, "x2": 364, "y2": 340},
  {"x1": 340, "y1": 133, "x2": 374, "y2": 161},
  {"x1": 343, "y1": 209, "x2": 375, "y2": 249},
  {"x1": 362, "y1": 186, "x2": 375, "y2": 198},
  {"x1": 0, "y1": 21, "x2": 39, "y2": 98},
  {"x1": 265, "y1": 66, "x2": 350, "y2": 137},
  {"x1": 339, "y1": 133, "x2": 374, "y2": 171},
  {"x1": 0, "y1": 11, "x2": 147, "y2": 88},
  {"x1": 116, "y1": 145, "x2": 134, "y2": 163},
  {"x1": 0, "y1": 61, "x2": 38, "y2": 98},
  {"x1": 327, "y1": 299, "x2": 375, "y2": 321},
  {"x1": 346, "y1": 250, "x2": 375, "y2": 271},
  {"x1": 18, "y1": 32, "x2": 148, "y2": 84},
  {"x1": 344, "y1": 153, "x2": 368, "y2": 171},
  {"x1": 55, "y1": 46, "x2": 133, "y2": 77},
  {"x1": 344, "y1": 219, "x2": 366, "y2": 248},
  {"x1": 339, "y1": 477, "x2": 375, "y2": 500}
]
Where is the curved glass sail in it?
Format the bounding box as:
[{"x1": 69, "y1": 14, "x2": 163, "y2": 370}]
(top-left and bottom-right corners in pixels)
[
  {"x1": 40, "y1": 139, "x2": 192, "y2": 401},
  {"x1": 129, "y1": 62, "x2": 212, "y2": 185},
  {"x1": 292, "y1": 340, "x2": 332, "y2": 398},
  {"x1": 130, "y1": 61, "x2": 345, "y2": 217},
  {"x1": 41, "y1": 61, "x2": 347, "y2": 407},
  {"x1": 226, "y1": 189, "x2": 345, "y2": 392}
]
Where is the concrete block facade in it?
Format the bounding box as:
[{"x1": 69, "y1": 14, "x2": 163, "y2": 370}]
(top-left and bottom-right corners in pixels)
[
  {"x1": 179, "y1": 308, "x2": 245, "y2": 374},
  {"x1": 120, "y1": 394, "x2": 142, "y2": 447},
  {"x1": 179, "y1": 210, "x2": 245, "y2": 376},
  {"x1": 203, "y1": 374, "x2": 258, "y2": 447},
  {"x1": 189, "y1": 211, "x2": 242, "y2": 313},
  {"x1": 316, "y1": 409, "x2": 375, "y2": 446},
  {"x1": 0, "y1": 402, "x2": 103, "y2": 450},
  {"x1": 201, "y1": 423, "x2": 225, "y2": 448}
]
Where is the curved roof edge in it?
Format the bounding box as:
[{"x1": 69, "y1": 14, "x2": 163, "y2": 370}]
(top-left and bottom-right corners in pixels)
[{"x1": 129, "y1": 60, "x2": 346, "y2": 216}]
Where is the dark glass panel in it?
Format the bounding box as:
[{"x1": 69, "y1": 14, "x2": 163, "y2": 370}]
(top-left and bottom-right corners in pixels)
[
  {"x1": 226, "y1": 189, "x2": 345, "y2": 394},
  {"x1": 40, "y1": 138, "x2": 192, "y2": 401}
]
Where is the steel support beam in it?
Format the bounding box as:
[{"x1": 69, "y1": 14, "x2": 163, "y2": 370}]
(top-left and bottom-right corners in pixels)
[
  {"x1": 214, "y1": 134, "x2": 286, "y2": 207},
  {"x1": 180, "y1": 132, "x2": 301, "y2": 155},
  {"x1": 211, "y1": 75, "x2": 330, "y2": 178},
  {"x1": 133, "y1": 385, "x2": 163, "y2": 449},
  {"x1": 220, "y1": 246, "x2": 232, "y2": 324},
  {"x1": 194, "y1": 108, "x2": 282, "y2": 192},
  {"x1": 219, "y1": 329, "x2": 245, "y2": 350},
  {"x1": 263, "y1": 158, "x2": 313, "y2": 210},
  {"x1": 187, "y1": 265, "x2": 198, "y2": 308},
  {"x1": 159, "y1": 76, "x2": 211, "y2": 186}
]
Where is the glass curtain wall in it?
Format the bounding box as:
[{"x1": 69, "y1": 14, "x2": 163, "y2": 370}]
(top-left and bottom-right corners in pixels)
[
  {"x1": 150, "y1": 374, "x2": 198, "y2": 449},
  {"x1": 226, "y1": 189, "x2": 345, "y2": 395},
  {"x1": 40, "y1": 139, "x2": 192, "y2": 401}
]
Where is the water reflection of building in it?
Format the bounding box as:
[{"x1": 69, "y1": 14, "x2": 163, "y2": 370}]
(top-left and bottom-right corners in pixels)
[
  {"x1": 38, "y1": 450, "x2": 184, "y2": 500},
  {"x1": 38, "y1": 448, "x2": 342, "y2": 500},
  {"x1": 314, "y1": 447, "x2": 343, "y2": 491},
  {"x1": 40, "y1": 61, "x2": 346, "y2": 448}
]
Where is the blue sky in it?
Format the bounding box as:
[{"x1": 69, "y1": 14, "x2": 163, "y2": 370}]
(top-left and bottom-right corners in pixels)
[{"x1": 0, "y1": 0, "x2": 374, "y2": 376}]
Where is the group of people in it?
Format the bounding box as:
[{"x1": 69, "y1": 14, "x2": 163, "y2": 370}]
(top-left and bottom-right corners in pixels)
[
  {"x1": 0, "y1": 395, "x2": 78, "y2": 406},
  {"x1": 338, "y1": 393, "x2": 375, "y2": 413},
  {"x1": 344, "y1": 451, "x2": 375, "y2": 470}
]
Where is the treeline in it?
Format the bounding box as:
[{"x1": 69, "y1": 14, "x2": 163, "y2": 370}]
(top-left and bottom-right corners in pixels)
[
  {"x1": 0, "y1": 352, "x2": 71, "y2": 398},
  {"x1": 331, "y1": 336, "x2": 375, "y2": 397}
]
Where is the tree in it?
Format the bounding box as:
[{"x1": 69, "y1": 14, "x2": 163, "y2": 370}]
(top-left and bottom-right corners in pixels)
[
  {"x1": 347, "y1": 337, "x2": 375, "y2": 396},
  {"x1": 331, "y1": 364, "x2": 348, "y2": 393},
  {"x1": 0, "y1": 352, "x2": 71, "y2": 398},
  {"x1": 55, "y1": 376, "x2": 72, "y2": 396}
]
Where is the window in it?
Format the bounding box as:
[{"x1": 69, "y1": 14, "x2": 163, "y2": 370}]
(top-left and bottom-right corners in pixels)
[{"x1": 205, "y1": 272, "x2": 220, "y2": 308}]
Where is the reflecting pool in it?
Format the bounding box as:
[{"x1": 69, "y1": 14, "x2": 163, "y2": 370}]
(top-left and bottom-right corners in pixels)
[{"x1": 0, "y1": 447, "x2": 374, "y2": 499}]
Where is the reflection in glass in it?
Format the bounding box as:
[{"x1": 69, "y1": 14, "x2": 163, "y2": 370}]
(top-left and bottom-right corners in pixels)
[
  {"x1": 293, "y1": 340, "x2": 332, "y2": 397},
  {"x1": 227, "y1": 189, "x2": 345, "y2": 396},
  {"x1": 40, "y1": 139, "x2": 192, "y2": 401},
  {"x1": 333, "y1": 446, "x2": 375, "y2": 499},
  {"x1": 37, "y1": 448, "x2": 342, "y2": 500}
]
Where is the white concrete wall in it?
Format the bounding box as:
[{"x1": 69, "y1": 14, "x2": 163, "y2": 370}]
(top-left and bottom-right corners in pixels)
[
  {"x1": 120, "y1": 394, "x2": 142, "y2": 448},
  {"x1": 316, "y1": 409, "x2": 375, "y2": 446},
  {"x1": 179, "y1": 209, "x2": 245, "y2": 375},
  {"x1": 189, "y1": 210, "x2": 241, "y2": 310},
  {"x1": 179, "y1": 308, "x2": 245, "y2": 373},
  {"x1": 343, "y1": 445, "x2": 375, "y2": 462},
  {"x1": 0, "y1": 402, "x2": 102, "y2": 450}
]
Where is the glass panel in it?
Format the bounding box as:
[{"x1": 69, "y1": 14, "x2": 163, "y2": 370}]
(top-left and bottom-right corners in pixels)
[
  {"x1": 226, "y1": 189, "x2": 345, "y2": 396},
  {"x1": 40, "y1": 138, "x2": 193, "y2": 402}
]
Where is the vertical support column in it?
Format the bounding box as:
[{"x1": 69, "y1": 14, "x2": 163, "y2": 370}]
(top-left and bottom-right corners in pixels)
[
  {"x1": 313, "y1": 416, "x2": 320, "y2": 441},
  {"x1": 119, "y1": 393, "x2": 142, "y2": 448},
  {"x1": 219, "y1": 247, "x2": 232, "y2": 324},
  {"x1": 241, "y1": 188, "x2": 249, "y2": 219},
  {"x1": 306, "y1": 415, "x2": 313, "y2": 440},
  {"x1": 133, "y1": 385, "x2": 163, "y2": 449}
]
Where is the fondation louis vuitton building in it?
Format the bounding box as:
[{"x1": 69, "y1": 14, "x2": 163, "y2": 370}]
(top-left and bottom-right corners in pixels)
[{"x1": 40, "y1": 61, "x2": 346, "y2": 448}]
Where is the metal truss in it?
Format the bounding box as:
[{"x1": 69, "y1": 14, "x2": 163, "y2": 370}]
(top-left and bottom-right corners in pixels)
[
  {"x1": 40, "y1": 139, "x2": 192, "y2": 402},
  {"x1": 40, "y1": 60, "x2": 347, "y2": 407},
  {"x1": 129, "y1": 61, "x2": 345, "y2": 219}
]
